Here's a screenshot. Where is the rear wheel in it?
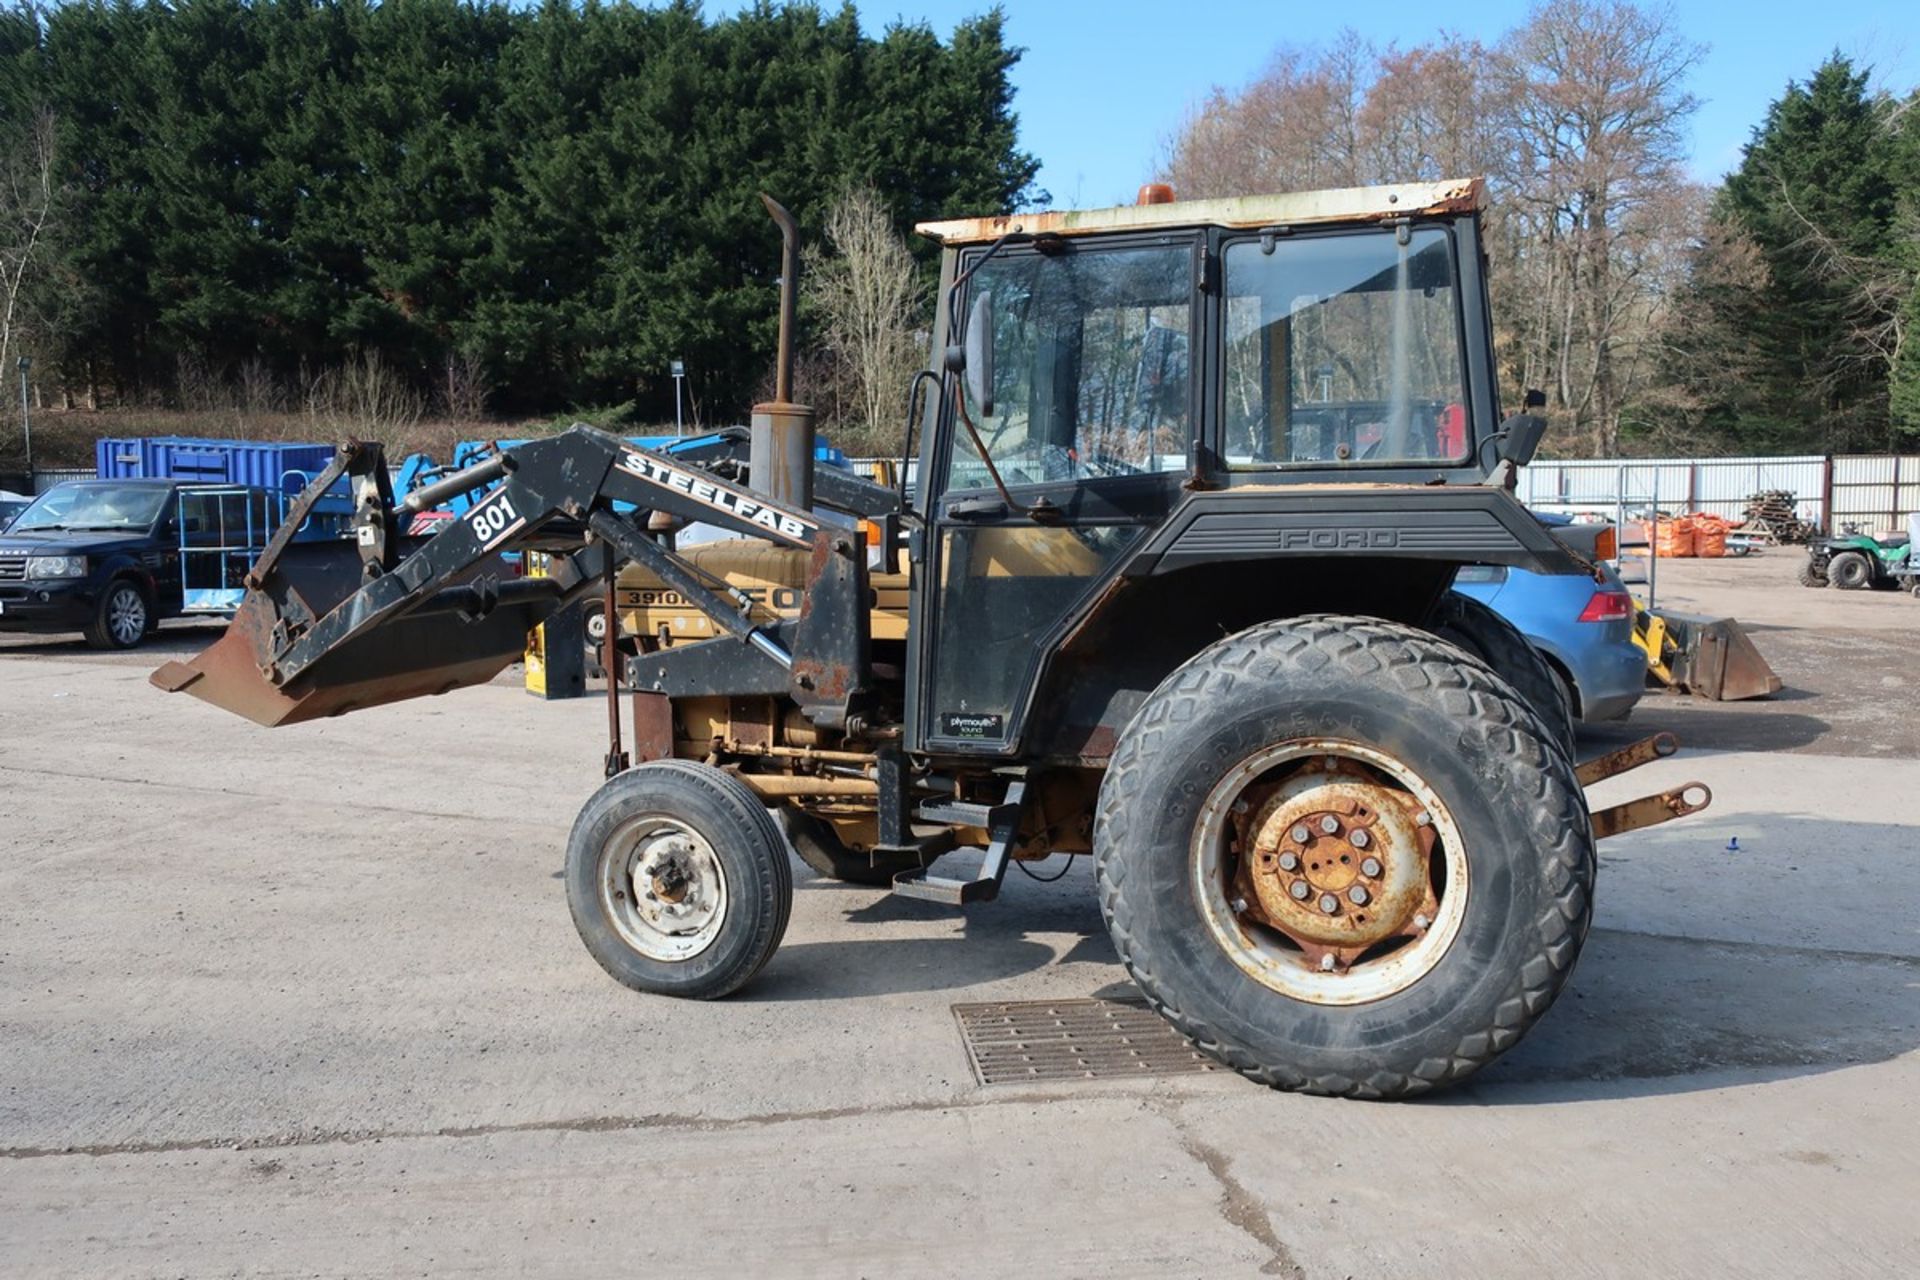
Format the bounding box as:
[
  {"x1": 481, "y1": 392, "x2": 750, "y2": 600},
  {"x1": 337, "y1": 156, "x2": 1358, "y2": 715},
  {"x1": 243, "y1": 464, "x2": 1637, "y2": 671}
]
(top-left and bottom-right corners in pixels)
[
  {"x1": 784, "y1": 809, "x2": 924, "y2": 886},
  {"x1": 1828, "y1": 550, "x2": 1872, "y2": 589},
  {"x1": 84, "y1": 579, "x2": 149, "y2": 650},
  {"x1": 1096, "y1": 615, "x2": 1595, "y2": 1099},
  {"x1": 1427, "y1": 591, "x2": 1575, "y2": 756},
  {"x1": 565, "y1": 761, "x2": 792, "y2": 999}
]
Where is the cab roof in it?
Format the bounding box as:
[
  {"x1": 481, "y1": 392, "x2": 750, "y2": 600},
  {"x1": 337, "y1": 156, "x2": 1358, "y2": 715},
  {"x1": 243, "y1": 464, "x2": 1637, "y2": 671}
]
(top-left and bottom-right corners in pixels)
[{"x1": 916, "y1": 177, "x2": 1485, "y2": 246}]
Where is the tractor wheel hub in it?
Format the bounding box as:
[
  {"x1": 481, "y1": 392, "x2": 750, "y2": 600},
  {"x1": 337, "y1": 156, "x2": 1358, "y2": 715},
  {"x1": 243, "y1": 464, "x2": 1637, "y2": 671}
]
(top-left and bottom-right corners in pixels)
[{"x1": 1245, "y1": 775, "x2": 1428, "y2": 949}]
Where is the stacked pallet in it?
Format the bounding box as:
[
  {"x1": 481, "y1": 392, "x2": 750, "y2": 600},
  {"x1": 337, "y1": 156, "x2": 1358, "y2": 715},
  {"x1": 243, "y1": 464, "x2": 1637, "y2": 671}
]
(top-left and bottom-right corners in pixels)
[{"x1": 1740, "y1": 490, "x2": 1814, "y2": 544}]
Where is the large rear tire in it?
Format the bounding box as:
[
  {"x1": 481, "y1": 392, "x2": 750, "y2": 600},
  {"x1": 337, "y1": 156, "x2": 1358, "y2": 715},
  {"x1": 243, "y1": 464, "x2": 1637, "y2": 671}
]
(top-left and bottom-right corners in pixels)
[
  {"x1": 1095, "y1": 615, "x2": 1595, "y2": 1099},
  {"x1": 1428, "y1": 590, "x2": 1576, "y2": 755},
  {"x1": 565, "y1": 761, "x2": 792, "y2": 999}
]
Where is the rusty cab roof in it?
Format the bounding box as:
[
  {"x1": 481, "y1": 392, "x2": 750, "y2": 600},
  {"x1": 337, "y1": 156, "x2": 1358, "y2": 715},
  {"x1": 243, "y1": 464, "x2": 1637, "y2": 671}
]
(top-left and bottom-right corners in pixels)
[{"x1": 915, "y1": 177, "x2": 1486, "y2": 247}]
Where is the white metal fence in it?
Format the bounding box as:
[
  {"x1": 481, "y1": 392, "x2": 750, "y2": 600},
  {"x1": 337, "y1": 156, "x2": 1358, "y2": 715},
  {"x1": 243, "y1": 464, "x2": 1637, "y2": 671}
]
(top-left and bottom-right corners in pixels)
[
  {"x1": 853, "y1": 452, "x2": 1919, "y2": 535},
  {"x1": 1515, "y1": 454, "x2": 1918, "y2": 534}
]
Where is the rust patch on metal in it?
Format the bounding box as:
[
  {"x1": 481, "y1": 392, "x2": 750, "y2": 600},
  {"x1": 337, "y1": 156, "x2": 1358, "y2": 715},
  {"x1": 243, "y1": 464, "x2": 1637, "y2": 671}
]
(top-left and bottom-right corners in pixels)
[
  {"x1": 918, "y1": 178, "x2": 1486, "y2": 245},
  {"x1": 1230, "y1": 763, "x2": 1438, "y2": 973},
  {"x1": 729, "y1": 696, "x2": 775, "y2": 752},
  {"x1": 631, "y1": 690, "x2": 674, "y2": 764},
  {"x1": 1590, "y1": 783, "x2": 1713, "y2": 840},
  {"x1": 1574, "y1": 731, "x2": 1678, "y2": 787}
]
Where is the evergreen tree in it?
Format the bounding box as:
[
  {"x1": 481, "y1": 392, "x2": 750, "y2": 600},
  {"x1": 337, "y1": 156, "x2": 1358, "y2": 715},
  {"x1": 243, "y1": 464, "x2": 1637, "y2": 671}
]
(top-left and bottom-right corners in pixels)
[
  {"x1": 15, "y1": 0, "x2": 1037, "y2": 420},
  {"x1": 1720, "y1": 54, "x2": 1906, "y2": 449}
]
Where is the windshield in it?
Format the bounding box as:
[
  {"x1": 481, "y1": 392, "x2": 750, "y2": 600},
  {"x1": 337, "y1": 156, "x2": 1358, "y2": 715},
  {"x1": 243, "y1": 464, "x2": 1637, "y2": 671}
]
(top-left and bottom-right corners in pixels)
[
  {"x1": 1222, "y1": 227, "x2": 1469, "y2": 467},
  {"x1": 951, "y1": 242, "x2": 1192, "y2": 491},
  {"x1": 12, "y1": 484, "x2": 169, "y2": 532}
]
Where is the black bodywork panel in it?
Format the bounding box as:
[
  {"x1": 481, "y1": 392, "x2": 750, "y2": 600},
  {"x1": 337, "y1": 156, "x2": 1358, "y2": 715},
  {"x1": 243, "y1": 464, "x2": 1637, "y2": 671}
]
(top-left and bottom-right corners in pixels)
[{"x1": 1127, "y1": 485, "x2": 1585, "y2": 577}]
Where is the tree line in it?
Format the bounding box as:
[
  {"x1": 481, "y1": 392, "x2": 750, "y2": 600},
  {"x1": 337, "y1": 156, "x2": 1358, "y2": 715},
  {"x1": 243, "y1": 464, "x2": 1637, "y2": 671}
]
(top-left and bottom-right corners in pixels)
[
  {"x1": 1162, "y1": 2, "x2": 1920, "y2": 457},
  {"x1": 0, "y1": 0, "x2": 1037, "y2": 435}
]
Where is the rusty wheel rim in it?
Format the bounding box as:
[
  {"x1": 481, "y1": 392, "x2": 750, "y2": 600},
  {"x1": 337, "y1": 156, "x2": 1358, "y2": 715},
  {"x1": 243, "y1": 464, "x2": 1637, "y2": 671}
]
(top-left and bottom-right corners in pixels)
[
  {"x1": 598, "y1": 814, "x2": 729, "y2": 963},
  {"x1": 1192, "y1": 740, "x2": 1469, "y2": 1006}
]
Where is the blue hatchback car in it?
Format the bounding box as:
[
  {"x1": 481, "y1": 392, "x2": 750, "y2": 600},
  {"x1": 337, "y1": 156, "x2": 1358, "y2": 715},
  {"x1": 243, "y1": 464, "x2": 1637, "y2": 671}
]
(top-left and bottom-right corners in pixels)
[{"x1": 1453, "y1": 550, "x2": 1645, "y2": 725}]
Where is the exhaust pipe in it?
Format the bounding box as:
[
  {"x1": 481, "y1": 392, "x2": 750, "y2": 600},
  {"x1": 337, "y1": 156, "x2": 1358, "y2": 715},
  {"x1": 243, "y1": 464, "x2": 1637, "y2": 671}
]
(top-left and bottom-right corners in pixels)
[{"x1": 749, "y1": 194, "x2": 815, "y2": 511}]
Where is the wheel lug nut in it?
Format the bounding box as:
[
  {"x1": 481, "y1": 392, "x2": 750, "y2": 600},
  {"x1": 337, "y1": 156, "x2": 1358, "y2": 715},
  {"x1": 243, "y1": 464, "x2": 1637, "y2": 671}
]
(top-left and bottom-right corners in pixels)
[
  {"x1": 1320, "y1": 954, "x2": 1336, "y2": 972},
  {"x1": 1360, "y1": 857, "x2": 1382, "y2": 877},
  {"x1": 1414, "y1": 912, "x2": 1431, "y2": 930},
  {"x1": 1347, "y1": 886, "x2": 1369, "y2": 906},
  {"x1": 1290, "y1": 824, "x2": 1310, "y2": 844},
  {"x1": 1290, "y1": 881, "x2": 1310, "y2": 901},
  {"x1": 1319, "y1": 816, "x2": 1340, "y2": 835},
  {"x1": 1414, "y1": 811, "x2": 1432, "y2": 827},
  {"x1": 1230, "y1": 897, "x2": 1249, "y2": 914},
  {"x1": 1319, "y1": 894, "x2": 1339, "y2": 914},
  {"x1": 1277, "y1": 852, "x2": 1299, "y2": 872},
  {"x1": 1348, "y1": 828, "x2": 1370, "y2": 849}
]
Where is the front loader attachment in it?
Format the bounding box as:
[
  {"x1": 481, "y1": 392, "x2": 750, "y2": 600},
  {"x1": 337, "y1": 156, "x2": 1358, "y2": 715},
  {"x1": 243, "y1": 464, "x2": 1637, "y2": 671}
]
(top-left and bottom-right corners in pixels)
[
  {"x1": 152, "y1": 426, "x2": 842, "y2": 728},
  {"x1": 152, "y1": 538, "x2": 561, "y2": 725},
  {"x1": 1634, "y1": 607, "x2": 1783, "y2": 702}
]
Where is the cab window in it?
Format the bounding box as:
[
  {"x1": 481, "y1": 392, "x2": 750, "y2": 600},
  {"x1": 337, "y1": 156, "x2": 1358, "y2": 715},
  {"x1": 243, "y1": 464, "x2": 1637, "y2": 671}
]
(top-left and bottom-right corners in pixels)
[
  {"x1": 950, "y1": 242, "x2": 1193, "y2": 492},
  {"x1": 1222, "y1": 227, "x2": 1469, "y2": 467}
]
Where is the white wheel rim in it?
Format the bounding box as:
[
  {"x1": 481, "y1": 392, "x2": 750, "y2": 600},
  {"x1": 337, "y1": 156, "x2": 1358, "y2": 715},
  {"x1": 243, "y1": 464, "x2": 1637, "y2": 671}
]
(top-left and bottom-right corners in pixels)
[
  {"x1": 597, "y1": 814, "x2": 729, "y2": 962},
  {"x1": 1192, "y1": 740, "x2": 1469, "y2": 1006}
]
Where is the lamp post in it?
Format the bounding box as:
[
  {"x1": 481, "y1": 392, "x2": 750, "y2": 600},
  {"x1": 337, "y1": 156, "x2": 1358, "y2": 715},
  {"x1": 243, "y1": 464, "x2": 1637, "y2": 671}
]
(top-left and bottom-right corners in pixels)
[
  {"x1": 17, "y1": 356, "x2": 30, "y2": 476},
  {"x1": 670, "y1": 359, "x2": 686, "y2": 435}
]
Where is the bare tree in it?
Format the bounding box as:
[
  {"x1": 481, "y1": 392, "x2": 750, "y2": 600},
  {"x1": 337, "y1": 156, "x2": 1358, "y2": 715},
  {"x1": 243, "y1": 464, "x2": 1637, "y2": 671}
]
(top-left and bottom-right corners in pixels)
[
  {"x1": 0, "y1": 109, "x2": 59, "y2": 459},
  {"x1": 1160, "y1": 6, "x2": 1704, "y2": 456},
  {"x1": 807, "y1": 187, "x2": 927, "y2": 455},
  {"x1": 1495, "y1": 2, "x2": 1703, "y2": 454}
]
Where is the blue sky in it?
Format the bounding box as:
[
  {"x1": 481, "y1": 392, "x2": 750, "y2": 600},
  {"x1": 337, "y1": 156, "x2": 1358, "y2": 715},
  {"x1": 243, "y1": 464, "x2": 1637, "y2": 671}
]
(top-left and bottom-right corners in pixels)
[{"x1": 831, "y1": 0, "x2": 1918, "y2": 208}]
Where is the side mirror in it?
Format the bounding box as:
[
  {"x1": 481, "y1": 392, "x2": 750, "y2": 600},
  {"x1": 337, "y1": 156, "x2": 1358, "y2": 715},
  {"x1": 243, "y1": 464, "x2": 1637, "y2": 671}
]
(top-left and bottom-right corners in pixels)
[
  {"x1": 944, "y1": 292, "x2": 995, "y2": 417},
  {"x1": 1497, "y1": 413, "x2": 1547, "y2": 467}
]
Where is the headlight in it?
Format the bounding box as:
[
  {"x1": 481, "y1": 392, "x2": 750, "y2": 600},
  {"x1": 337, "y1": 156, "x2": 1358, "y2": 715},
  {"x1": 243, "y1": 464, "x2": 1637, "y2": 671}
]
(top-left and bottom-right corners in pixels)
[{"x1": 26, "y1": 555, "x2": 87, "y2": 579}]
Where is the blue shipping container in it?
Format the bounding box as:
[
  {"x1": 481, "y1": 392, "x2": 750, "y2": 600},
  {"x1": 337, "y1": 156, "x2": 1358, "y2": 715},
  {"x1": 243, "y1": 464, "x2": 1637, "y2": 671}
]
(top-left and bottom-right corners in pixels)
[
  {"x1": 95, "y1": 436, "x2": 336, "y2": 492},
  {"x1": 94, "y1": 437, "x2": 350, "y2": 511}
]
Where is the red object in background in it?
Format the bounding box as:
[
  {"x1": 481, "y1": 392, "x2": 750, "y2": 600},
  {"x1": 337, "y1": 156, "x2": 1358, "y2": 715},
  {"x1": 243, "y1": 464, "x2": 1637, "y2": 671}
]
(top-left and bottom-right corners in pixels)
[{"x1": 1436, "y1": 403, "x2": 1467, "y2": 458}]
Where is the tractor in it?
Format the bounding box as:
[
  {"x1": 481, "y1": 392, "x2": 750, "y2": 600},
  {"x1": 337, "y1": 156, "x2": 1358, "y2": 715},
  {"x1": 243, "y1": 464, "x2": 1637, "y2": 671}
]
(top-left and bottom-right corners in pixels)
[{"x1": 154, "y1": 179, "x2": 1709, "y2": 1098}]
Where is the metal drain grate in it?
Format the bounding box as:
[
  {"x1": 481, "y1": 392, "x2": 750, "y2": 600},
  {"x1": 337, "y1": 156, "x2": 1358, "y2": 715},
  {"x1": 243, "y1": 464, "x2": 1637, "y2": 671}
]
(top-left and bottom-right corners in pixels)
[{"x1": 952, "y1": 998, "x2": 1220, "y2": 1084}]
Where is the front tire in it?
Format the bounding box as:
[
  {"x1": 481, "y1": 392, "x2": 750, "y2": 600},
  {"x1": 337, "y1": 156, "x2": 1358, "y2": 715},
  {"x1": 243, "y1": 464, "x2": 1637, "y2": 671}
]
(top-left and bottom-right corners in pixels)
[
  {"x1": 565, "y1": 761, "x2": 792, "y2": 999},
  {"x1": 1828, "y1": 550, "x2": 1872, "y2": 589},
  {"x1": 84, "y1": 579, "x2": 149, "y2": 650},
  {"x1": 1798, "y1": 557, "x2": 1829, "y2": 588},
  {"x1": 1096, "y1": 616, "x2": 1595, "y2": 1099}
]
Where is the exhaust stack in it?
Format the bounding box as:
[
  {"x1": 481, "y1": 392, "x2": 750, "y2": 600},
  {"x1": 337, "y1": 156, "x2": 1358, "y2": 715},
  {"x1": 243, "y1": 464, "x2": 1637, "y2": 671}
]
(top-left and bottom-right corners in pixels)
[{"x1": 749, "y1": 194, "x2": 815, "y2": 511}]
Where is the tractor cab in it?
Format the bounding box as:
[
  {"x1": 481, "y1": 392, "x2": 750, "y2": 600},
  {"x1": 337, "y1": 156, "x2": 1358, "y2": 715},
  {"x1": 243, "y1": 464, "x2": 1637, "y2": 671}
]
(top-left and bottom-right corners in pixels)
[{"x1": 905, "y1": 178, "x2": 1565, "y2": 757}]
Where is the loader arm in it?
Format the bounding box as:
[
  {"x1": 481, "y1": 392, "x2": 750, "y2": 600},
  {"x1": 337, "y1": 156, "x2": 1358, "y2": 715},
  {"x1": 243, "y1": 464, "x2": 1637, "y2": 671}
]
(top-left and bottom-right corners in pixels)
[{"x1": 152, "y1": 425, "x2": 848, "y2": 726}]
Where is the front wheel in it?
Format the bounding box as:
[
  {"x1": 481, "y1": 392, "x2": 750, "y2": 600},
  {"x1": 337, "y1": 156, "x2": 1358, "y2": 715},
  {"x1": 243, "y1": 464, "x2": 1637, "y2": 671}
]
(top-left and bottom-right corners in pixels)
[
  {"x1": 1096, "y1": 615, "x2": 1595, "y2": 1099},
  {"x1": 84, "y1": 580, "x2": 150, "y2": 650},
  {"x1": 1798, "y1": 557, "x2": 1829, "y2": 588},
  {"x1": 565, "y1": 761, "x2": 792, "y2": 999},
  {"x1": 1828, "y1": 550, "x2": 1872, "y2": 589}
]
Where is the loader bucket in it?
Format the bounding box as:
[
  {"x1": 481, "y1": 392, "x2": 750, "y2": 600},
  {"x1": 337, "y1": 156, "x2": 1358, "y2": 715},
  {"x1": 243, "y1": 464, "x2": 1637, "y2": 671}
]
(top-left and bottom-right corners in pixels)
[
  {"x1": 151, "y1": 538, "x2": 563, "y2": 727},
  {"x1": 1657, "y1": 611, "x2": 1783, "y2": 702}
]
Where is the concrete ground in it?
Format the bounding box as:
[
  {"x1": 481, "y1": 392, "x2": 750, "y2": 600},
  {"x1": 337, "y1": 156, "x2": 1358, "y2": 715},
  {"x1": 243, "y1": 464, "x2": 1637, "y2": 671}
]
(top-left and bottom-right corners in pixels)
[{"x1": 3, "y1": 552, "x2": 1917, "y2": 1278}]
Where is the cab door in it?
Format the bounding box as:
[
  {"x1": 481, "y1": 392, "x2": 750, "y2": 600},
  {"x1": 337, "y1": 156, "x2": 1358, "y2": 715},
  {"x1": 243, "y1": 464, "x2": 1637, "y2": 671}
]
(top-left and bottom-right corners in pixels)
[{"x1": 908, "y1": 236, "x2": 1200, "y2": 756}]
